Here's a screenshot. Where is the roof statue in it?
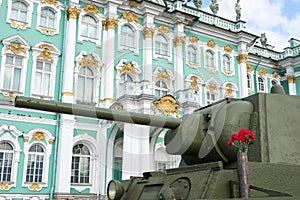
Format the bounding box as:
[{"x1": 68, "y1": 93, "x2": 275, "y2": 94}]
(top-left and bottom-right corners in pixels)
[
  {"x1": 193, "y1": 0, "x2": 202, "y2": 9},
  {"x1": 209, "y1": 0, "x2": 219, "y2": 15},
  {"x1": 260, "y1": 33, "x2": 267, "y2": 47},
  {"x1": 235, "y1": 0, "x2": 241, "y2": 21}
]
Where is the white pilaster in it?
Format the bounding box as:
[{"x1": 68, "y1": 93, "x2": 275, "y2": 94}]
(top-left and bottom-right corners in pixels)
[
  {"x1": 55, "y1": 114, "x2": 75, "y2": 193},
  {"x1": 174, "y1": 22, "x2": 185, "y2": 92},
  {"x1": 239, "y1": 59, "x2": 248, "y2": 98},
  {"x1": 122, "y1": 124, "x2": 150, "y2": 179},
  {"x1": 287, "y1": 76, "x2": 296, "y2": 95}
]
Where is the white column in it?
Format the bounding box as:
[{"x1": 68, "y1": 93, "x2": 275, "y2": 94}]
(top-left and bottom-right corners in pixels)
[
  {"x1": 174, "y1": 36, "x2": 185, "y2": 92},
  {"x1": 238, "y1": 54, "x2": 248, "y2": 98},
  {"x1": 287, "y1": 76, "x2": 296, "y2": 95},
  {"x1": 55, "y1": 114, "x2": 75, "y2": 193},
  {"x1": 142, "y1": 27, "x2": 154, "y2": 83},
  {"x1": 122, "y1": 124, "x2": 150, "y2": 180},
  {"x1": 61, "y1": 7, "x2": 80, "y2": 103}
]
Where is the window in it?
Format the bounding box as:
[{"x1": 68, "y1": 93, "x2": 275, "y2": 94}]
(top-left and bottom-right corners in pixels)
[
  {"x1": 206, "y1": 50, "x2": 215, "y2": 68},
  {"x1": 247, "y1": 74, "x2": 252, "y2": 89},
  {"x1": 33, "y1": 60, "x2": 52, "y2": 97},
  {"x1": 3, "y1": 54, "x2": 23, "y2": 92},
  {"x1": 120, "y1": 73, "x2": 133, "y2": 82},
  {"x1": 71, "y1": 144, "x2": 90, "y2": 184},
  {"x1": 0, "y1": 142, "x2": 14, "y2": 182},
  {"x1": 155, "y1": 34, "x2": 168, "y2": 56},
  {"x1": 26, "y1": 144, "x2": 45, "y2": 183},
  {"x1": 81, "y1": 15, "x2": 98, "y2": 39},
  {"x1": 10, "y1": 0, "x2": 28, "y2": 22},
  {"x1": 207, "y1": 92, "x2": 216, "y2": 105},
  {"x1": 258, "y1": 77, "x2": 265, "y2": 92},
  {"x1": 120, "y1": 25, "x2": 134, "y2": 48},
  {"x1": 187, "y1": 45, "x2": 197, "y2": 63},
  {"x1": 76, "y1": 67, "x2": 95, "y2": 103},
  {"x1": 223, "y1": 54, "x2": 231, "y2": 71},
  {"x1": 271, "y1": 80, "x2": 278, "y2": 85},
  {"x1": 156, "y1": 162, "x2": 166, "y2": 172},
  {"x1": 155, "y1": 80, "x2": 168, "y2": 97},
  {"x1": 113, "y1": 138, "x2": 123, "y2": 181},
  {"x1": 40, "y1": 7, "x2": 55, "y2": 29}
]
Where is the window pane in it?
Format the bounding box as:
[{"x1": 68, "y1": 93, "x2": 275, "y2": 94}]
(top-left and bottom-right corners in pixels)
[
  {"x1": 42, "y1": 74, "x2": 50, "y2": 96},
  {"x1": 20, "y1": 11, "x2": 27, "y2": 22},
  {"x1": 12, "y1": 68, "x2": 21, "y2": 91},
  {"x1": 40, "y1": 16, "x2": 46, "y2": 27},
  {"x1": 34, "y1": 72, "x2": 42, "y2": 93},
  {"x1": 3, "y1": 67, "x2": 12, "y2": 90}
]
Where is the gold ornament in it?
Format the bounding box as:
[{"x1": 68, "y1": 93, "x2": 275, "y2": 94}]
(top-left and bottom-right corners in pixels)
[
  {"x1": 119, "y1": 62, "x2": 136, "y2": 75},
  {"x1": 78, "y1": 54, "x2": 99, "y2": 69},
  {"x1": 258, "y1": 69, "x2": 266, "y2": 76},
  {"x1": 155, "y1": 70, "x2": 171, "y2": 83},
  {"x1": 286, "y1": 76, "x2": 296, "y2": 84},
  {"x1": 62, "y1": 92, "x2": 73, "y2": 96},
  {"x1": 207, "y1": 40, "x2": 216, "y2": 48},
  {"x1": 83, "y1": 4, "x2": 100, "y2": 15},
  {"x1": 37, "y1": 45, "x2": 53, "y2": 61},
  {"x1": 158, "y1": 24, "x2": 170, "y2": 34},
  {"x1": 237, "y1": 54, "x2": 248, "y2": 64},
  {"x1": 174, "y1": 37, "x2": 185, "y2": 47},
  {"x1": 29, "y1": 183, "x2": 41, "y2": 191},
  {"x1": 272, "y1": 72, "x2": 278, "y2": 78},
  {"x1": 189, "y1": 36, "x2": 199, "y2": 43},
  {"x1": 100, "y1": 98, "x2": 114, "y2": 103},
  {"x1": 207, "y1": 83, "x2": 217, "y2": 91},
  {"x1": 32, "y1": 131, "x2": 45, "y2": 142},
  {"x1": 5, "y1": 42, "x2": 26, "y2": 55},
  {"x1": 11, "y1": 20, "x2": 27, "y2": 29},
  {"x1": 153, "y1": 95, "x2": 180, "y2": 118},
  {"x1": 190, "y1": 76, "x2": 199, "y2": 89},
  {"x1": 0, "y1": 183, "x2": 10, "y2": 190},
  {"x1": 142, "y1": 27, "x2": 155, "y2": 39},
  {"x1": 102, "y1": 18, "x2": 118, "y2": 30},
  {"x1": 122, "y1": 12, "x2": 139, "y2": 24},
  {"x1": 67, "y1": 7, "x2": 80, "y2": 20},
  {"x1": 224, "y1": 45, "x2": 232, "y2": 53},
  {"x1": 246, "y1": 64, "x2": 253, "y2": 72}
]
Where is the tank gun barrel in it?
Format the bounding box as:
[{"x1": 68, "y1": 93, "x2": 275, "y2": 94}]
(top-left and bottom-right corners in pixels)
[{"x1": 14, "y1": 96, "x2": 181, "y2": 129}]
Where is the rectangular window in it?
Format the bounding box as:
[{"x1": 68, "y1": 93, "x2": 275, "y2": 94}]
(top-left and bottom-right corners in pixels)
[
  {"x1": 33, "y1": 60, "x2": 52, "y2": 97},
  {"x1": 0, "y1": 152, "x2": 13, "y2": 182},
  {"x1": 26, "y1": 154, "x2": 44, "y2": 183},
  {"x1": 3, "y1": 55, "x2": 23, "y2": 92}
]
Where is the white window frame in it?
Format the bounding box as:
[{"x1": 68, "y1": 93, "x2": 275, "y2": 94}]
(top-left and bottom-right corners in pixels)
[
  {"x1": 22, "y1": 129, "x2": 55, "y2": 190},
  {"x1": 36, "y1": 2, "x2": 63, "y2": 35},
  {"x1": 204, "y1": 49, "x2": 217, "y2": 73},
  {"x1": 153, "y1": 31, "x2": 173, "y2": 63},
  {"x1": 0, "y1": 125, "x2": 22, "y2": 190},
  {"x1": 221, "y1": 53, "x2": 234, "y2": 76},
  {"x1": 6, "y1": 0, "x2": 33, "y2": 30},
  {"x1": 222, "y1": 82, "x2": 238, "y2": 98},
  {"x1": 154, "y1": 79, "x2": 168, "y2": 97},
  {"x1": 76, "y1": 66, "x2": 96, "y2": 105},
  {"x1": 31, "y1": 42, "x2": 60, "y2": 100},
  {"x1": 257, "y1": 76, "x2": 266, "y2": 92},
  {"x1": 78, "y1": 10, "x2": 103, "y2": 45},
  {"x1": 118, "y1": 19, "x2": 141, "y2": 55},
  {"x1": 186, "y1": 44, "x2": 200, "y2": 68},
  {"x1": 1, "y1": 35, "x2": 30, "y2": 96},
  {"x1": 152, "y1": 68, "x2": 174, "y2": 97}
]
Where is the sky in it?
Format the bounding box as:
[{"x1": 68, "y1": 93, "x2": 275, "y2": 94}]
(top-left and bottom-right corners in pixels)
[{"x1": 185, "y1": 0, "x2": 300, "y2": 51}]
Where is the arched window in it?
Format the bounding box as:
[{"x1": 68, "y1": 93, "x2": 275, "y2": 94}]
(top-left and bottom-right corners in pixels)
[
  {"x1": 223, "y1": 54, "x2": 231, "y2": 71},
  {"x1": 33, "y1": 60, "x2": 52, "y2": 97},
  {"x1": 11, "y1": 0, "x2": 28, "y2": 22},
  {"x1": 40, "y1": 7, "x2": 55, "y2": 29},
  {"x1": 26, "y1": 144, "x2": 45, "y2": 183},
  {"x1": 155, "y1": 34, "x2": 168, "y2": 56},
  {"x1": 120, "y1": 25, "x2": 134, "y2": 48},
  {"x1": 3, "y1": 54, "x2": 23, "y2": 92},
  {"x1": 71, "y1": 144, "x2": 91, "y2": 184},
  {"x1": 76, "y1": 66, "x2": 95, "y2": 103},
  {"x1": 187, "y1": 45, "x2": 197, "y2": 63},
  {"x1": 247, "y1": 74, "x2": 252, "y2": 89},
  {"x1": 81, "y1": 15, "x2": 98, "y2": 39},
  {"x1": 258, "y1": 77, "x2": 265, "y2": 92},
  {"x1": 271, "y1": 80, "x2": 278, "y2": 85},
  {"x1": 155, "y1": 80, "x2": 168, "y2": 97},
  {"x1": 120, "y1": 73, "x2": 133, "y2": 82},
  {"x1": 206, "y1": 50, "x2": 215, "y2": 68},
  {"x1": 0, "y1": 142, "x2": 14, "y2": 182}
]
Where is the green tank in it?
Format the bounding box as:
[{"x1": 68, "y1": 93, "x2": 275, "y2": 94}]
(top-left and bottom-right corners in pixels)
[{"x1": 14, "y1": 86, "x2": 300, "y2": 200}]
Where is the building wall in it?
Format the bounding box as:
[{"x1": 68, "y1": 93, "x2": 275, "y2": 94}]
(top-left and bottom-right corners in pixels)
[{"x1": 0, "y1": 0, "x2": 299, "y2": 199}]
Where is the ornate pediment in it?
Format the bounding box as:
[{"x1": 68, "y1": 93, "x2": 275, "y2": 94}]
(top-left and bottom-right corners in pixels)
[{"x1": 153, "y1": 95, "x2": 180, "y2": 118}]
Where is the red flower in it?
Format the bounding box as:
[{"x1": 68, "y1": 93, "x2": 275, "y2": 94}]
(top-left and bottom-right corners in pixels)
[
  {"x1": 228, "y1": 129, "x2": 256, "y2": 152},
  {"x1": 228, "y1": 139, "x2": 233, "y2": 146}
]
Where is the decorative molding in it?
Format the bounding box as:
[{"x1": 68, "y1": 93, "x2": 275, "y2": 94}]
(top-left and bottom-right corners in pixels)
[
  {"x1": 206, "y1": 66, "x2": 217, "y2": 73},
  {"x1": 225, "y1": 83, "x2": 233, "y2": 96},
  {"x1": 190, "y1": 76, "x2": 199, "y2": 89},
  {"x1": 189, "y1": 36, "x2": 199, "y2": 43},
  {"x1": 48, "y1": 140, "x2": 54, "y2": 144},
  {"x1": 62, "y1": 92, "x2": 73, "y2": 96},
  {"x1": 129, "y1": 0, "x2": 138, "y2": 7},
  {"x1": 37, "y1": 45, "x2": 53, "y2": 61},
  {"x1": 2, "y1": 91, "x2": 16, "y2": 98},
  {"x1": 0, "y1": 183, "x2": 11, "y2": 190},
  {"x1": 28, "y1": 183, "x2": 42, "y2": 191},
  {"x1": 223, "y1": 70, "x2": 233, "y2": 76},
  {"x1": 237, "y1": 54, "x2": 248, "y2": 64},
  {"x1": 5, "y1": 42, "x2": 26, "y2": 55},
  {"x1": 187, "y1": 62, "x2": 199, "y2": 68},
  {"x1": 206, "y1": 83, "x2": 217, "y2": 91},
  {"x1": 246, "y1": 64, "x2": 253, "y2": 72},
  {"x1": 158, "y1": 24, "x2": 170, "y2": 34},
  {"x1": 286, "y1": 76, "x2": 296, "y2": 84},
  {"x1": 111, "y1": 103, "x2": 123, "y2": 110},
  {"x1": 272, "y1": 72, "x2": 278, "y2": 78},
  {"x1": 78, "y1": 54, "x2": 99, "y2": 69},
  {"x1": 102, "y1": 18, "x2": 118, "y2": 30},
  {"x1": 32, "y1": 131, "x2": 45, "y2": 142},
  {"x1": 142, "y1": 27, "x2": 155, "y2": 39},
  {"x1": 258, "y1": 69, "x2": 266, "y2": 76},
  {"x1": 207, "y1": 40, "x2": 216, "y2": 48},
  {"x1": 83, "y1": 3, "x2": 100, "y2": 15},
  {"x1": 224, "y1": 45, "x2": 232, "y2": 53},
  {"x1": 11, "y1": 20, "x2": 27, "y2": 29},
  {"x1": 24, "y1": 137, "x2": 29, "y2": 142},
  {"x1": 155, "y1": 70, "x2": 171, "y2": 83},
  {"x1": 174, "y1": 37, "x2": 185, "y2": 47},
  {"x1": 153, "y1": 95, "x2": 180, "y2": 118},
  {"x1": 37, "y1": 27, "x2": 56, "y2": 35},
  {"x1": 67, "y1": 7, "x2": 80, "y2": 20},
  {"x1": 121, "y1": 12, "x2": 139, "y2": 24},
  {"x1": 41, "y1": 0, "x2": 58, "y2": 7},
  {"x1": 100, "y1": 98, "x2": 114, "y2": 103},
  {"x1": 119, "y1": 62, "x2": 136, "y2": 75}
]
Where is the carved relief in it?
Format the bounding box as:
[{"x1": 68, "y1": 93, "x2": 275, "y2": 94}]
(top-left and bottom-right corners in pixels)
[
  {"x1": 142, "y1": 27, "x2": 155, "y2": 39},
  {"x1": 224, "y1": 45, "x2": 232, "y2": 53},
  {"x1": 223, "y1": 70, "x2": 233, "y2": 76},
  {"x1": 2, "y1": 92, "x2": 15, "y2": 98},
  {"x1": 190, "y1": 76, "x2": 199, "y2": 89},
  {"x1": 41, "y1": 0, "x2": 58, "y2": 7},
  {"x1": 272, "y1": 72, "x2": 278, "y2": 78},
  {"x1": 78, "y1": 54, "x2": 99, "y2": 69},
  {"x1": 153, "y1": 95, "x2": 180, "y2": 118},
  {"x1": 5, "y1": 42, "x2": 26, "y2": 55},
  {"x1": 258, "y1": 69, "x2": 266, "y2": 76},
  {"x1": 246, "y1": 64, "x2": 253, "y2": 72},
  {"x1": 0, "y1": 183, "x2": 11, "y2": 190},
  {"x1": 37, "y1": 45, "x2": 53, "y2": 61},
  {"x1": 155, "y1": 70, "x2": 171, "y2": 83},
  {"x1": 62, "y1": 92, "x2": 73, "y2": 96},
  {"x1": 158, "y1": 25, "x2": 170, "y2": 34},
  {"x1": 122, "y1": 12, "x2": 139, "y2": 24},
  {"x1": 207, "y1": 40, "x2": 216, "y2": 48},
  {"x1": 225, "y1": 83, "x2": 233, "y2": 96},
  {"x1": 174, "y1": 37, "x2": 185, "y2": 47},
  {"x1": 100, "y1": 98, "x2": 114, "y2": 103},
  {"x1": 67, "y1": 7, "x2": 80, "y2": 20},
  {"x1": 29, "y1": 183, "x2": 41, "y2": 191},
  {"x1": 11, "y1": 20, "x2": 27, "y2": 29},
  {"x1": 207, "y1": 83, "x2": 217, "y2": 91},
  {"x1": 37, "y1": 27, "x2": 56, "y2": 35},
  {"x1": 48, "y1": 140, "x2": 54, "y2": 144},
  {"x1": 119, "y1": 62, "x2": 136, "y2": 75},
  {"x1": 287, "y1": 76, "x2": 296, "y2": 84},
  {"x1": 237, "y1": 54, "x2": 248, "y2": 64},
  {"x1": 129, "y1": 0, "x2": 138, "y2": 7},
  {"x1": 32, "y1": 132, "x2": 45, "y2": 142},
  {"x1": 189, "y1": 36, "x2": 199, "y2": 43},
  {"x1": 112, "y1": 103, "x2": 124, "y2": 110},
  {"x1": 102, "y1": 18, "x2": 118, "y2": 30},
  {"x1": 83, "y1": 3, "x2": 100, "y2": 15},
  {"x1": 24, "y1": 137, "x2": 29, "y2": 142}
]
